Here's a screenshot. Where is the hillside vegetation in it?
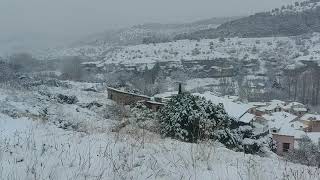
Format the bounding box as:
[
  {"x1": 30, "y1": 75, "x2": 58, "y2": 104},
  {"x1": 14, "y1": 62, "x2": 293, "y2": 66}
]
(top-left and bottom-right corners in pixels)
[{"x1": 177, "y1": 0, "x2": 320, "y2": 40}]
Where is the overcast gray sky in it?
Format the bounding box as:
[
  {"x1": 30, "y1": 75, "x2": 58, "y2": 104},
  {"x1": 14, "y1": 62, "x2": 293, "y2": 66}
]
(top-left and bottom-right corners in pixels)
[{"x1": 0, "y1": 0, "x2": 300, "y2": 41}]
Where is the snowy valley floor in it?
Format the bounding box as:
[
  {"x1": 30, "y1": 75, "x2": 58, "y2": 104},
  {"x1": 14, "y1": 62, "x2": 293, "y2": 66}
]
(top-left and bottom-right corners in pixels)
[{"x1": 0, "y1": 82, "x2": 320, "y2": 180}]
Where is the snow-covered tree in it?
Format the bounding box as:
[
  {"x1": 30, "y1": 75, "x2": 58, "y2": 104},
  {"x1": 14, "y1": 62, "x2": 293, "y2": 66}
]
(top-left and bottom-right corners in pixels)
[
  {"x1": 158, "y1": 93, "x2": 267, "y2": 154},
  {"x1": 159, "y1": 93, "x2": 231, "y2": 142}
]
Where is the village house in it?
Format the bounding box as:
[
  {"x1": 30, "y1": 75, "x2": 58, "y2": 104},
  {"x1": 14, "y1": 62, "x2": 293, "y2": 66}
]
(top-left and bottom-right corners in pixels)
[
  {"x1": 263, "y1": 112, "x2": 299, "y2": 134},
  {"x1": 300, "y1": 114, "x2": 320, "y2": 132},
  {"x1": 247, "y1": 100, "x2": 309, "y2": 127},
  {"x1": 271, "y1": 127, "x2": 320, "y2": 156},
  {"x1": 262, "y1": 111, "x2": 301, "y2": 155},
  {"x1": 248, "y1": 102, "x2": 268, "y2": 116},
  {"x1": 254, "y1": 100, "x2": 285, "y2": 116},
  {"x1": 262, "y1": 111, "x2": 320, "y2": 156},
  {"x1": 283, "y1": 102, "x2": 308, "y2": 117},
  {"x1": 272, "y1": 134, "x2": 295, "y2": 155}
]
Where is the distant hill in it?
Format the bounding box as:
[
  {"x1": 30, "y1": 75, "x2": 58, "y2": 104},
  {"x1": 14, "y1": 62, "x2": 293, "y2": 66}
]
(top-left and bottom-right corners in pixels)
[
  {"x1": 176, "y1": 0, "x2": 320, "y2": 39},
  {"x1": 73, "y1": 17, "x2": 240, "y2": 47}
]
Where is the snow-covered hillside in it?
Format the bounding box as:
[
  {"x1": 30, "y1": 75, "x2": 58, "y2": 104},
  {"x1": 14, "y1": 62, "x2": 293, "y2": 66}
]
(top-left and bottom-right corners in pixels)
[
  {"x1": 102, "y1": 33, "x2": 320, "y2": 68},
  {"x1": 271, "y1": 0, "x2": 320, "y2": 16},
  {"x1": 72, "y1": 17, "x2": 239, "y2": 48},
  {"x1": 1, "y1": 82, "x2": 320, "y2": 180},
  {"x1": 40, "y1": 33, "x2": 320, "y2": 71}
]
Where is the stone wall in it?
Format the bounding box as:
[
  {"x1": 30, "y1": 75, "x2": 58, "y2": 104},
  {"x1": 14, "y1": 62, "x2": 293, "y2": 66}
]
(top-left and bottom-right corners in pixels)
[{"x1": 107, "y1": 88, "x2": 150, "y2": 105}]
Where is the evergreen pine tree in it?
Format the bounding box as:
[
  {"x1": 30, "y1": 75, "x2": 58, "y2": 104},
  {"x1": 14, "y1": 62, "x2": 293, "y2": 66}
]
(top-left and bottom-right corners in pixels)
[
  {"x1": 158, "y1": 93, "x2": 266, "y2": 154},
  {"x1": 158, "y1": 93, "x2": 233, "y2": 143}
]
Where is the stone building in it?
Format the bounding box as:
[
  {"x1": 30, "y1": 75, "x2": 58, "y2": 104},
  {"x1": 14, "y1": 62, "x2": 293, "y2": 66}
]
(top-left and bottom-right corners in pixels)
[
  {"x1": 272, "y1": 134, "x2": 295, "y2": 155},
  {"x1": 301, "y1": 114, "x2": 320, "y2": 132},
  {"x1": 107, "y1": 87, "x2": 164, "y2": 111},
  {"x1": 107, "y1": 87, "x2": 150, "y2": 105}
]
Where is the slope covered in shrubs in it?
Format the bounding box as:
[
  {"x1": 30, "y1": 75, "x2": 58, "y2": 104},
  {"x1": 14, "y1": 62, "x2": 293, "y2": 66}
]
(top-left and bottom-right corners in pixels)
[{"x1": 177, "y1": 0, "x2": 320, "y2": 40}]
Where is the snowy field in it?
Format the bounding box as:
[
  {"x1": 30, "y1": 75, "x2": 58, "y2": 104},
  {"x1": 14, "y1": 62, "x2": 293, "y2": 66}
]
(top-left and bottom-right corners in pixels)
[{"x1": 1, "y1": 82, "x2": 320, "y2": 180}]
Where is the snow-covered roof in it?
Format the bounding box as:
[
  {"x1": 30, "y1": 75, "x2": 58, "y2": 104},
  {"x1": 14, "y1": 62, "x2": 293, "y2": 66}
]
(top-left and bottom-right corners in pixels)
[
  {"x1": 276, "y1": 128, "x2": 306, "y2": 140},
  {"x1": 248, "y1": 102, "x2": 268, "y2": 107},
  {"x1": 256, "y1": 100, "x2": 285, "y2": 112},
  {"x1": 223, "y1": 95, "x2": 240, "y2": 102},
  {"x1": 263, "y1": 112, "x2": 298, "y2": 130},
  {"x1": 301, "y1": 114, "x2": 320, "y2": 121},
  {"x1": 144, "y1": 101, "x2": 165, "y2": 106},
  {"x1": 293, "y1": 107, "x2": 308, "y2": 112},
  {"x1": 194, "y1": 92, "x2": 253, "y2": 121},
  {"x1": 257, "y1": 104, "x2": 282, "y2": 112},
  {"x1": 283, "y1": 102, "x2": 306, "y2": 110},
  {"x1": 239, "y1": 113, "x2": 255, "y2": 123},
  {"x1": 290, "y1": 121, "x2": 305, "y2": 129},
  {"x1": 270, "y1": 100, "x2": 286, "y2": 104},
  {"x1": 154, "y1": 91, "x2": 178, "y2": 99}
]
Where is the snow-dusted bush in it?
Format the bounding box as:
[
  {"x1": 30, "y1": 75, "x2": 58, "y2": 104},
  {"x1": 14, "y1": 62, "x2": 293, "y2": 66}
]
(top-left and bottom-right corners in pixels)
[
  {"x1": 111, "y1": 103, "x2": 159, "y2": 136},
  {"x1": 104, "y1": 103, "x2": 129, "y2": 120},
  {"x1": 191, "y1": 48, "x2": 201, "y2": 56},
  {"x1": 56, "y1": 94, "x2": 78, "y2": 104},
  {"x1": 158, "y1": 93, "x2": 233, "y2": 143},
  {"x1": 285, "y1": 135, "x2": 320, "y2": 167},
  {"x1": 129, "y1": 102, "x2": 159, "y2": 132}
]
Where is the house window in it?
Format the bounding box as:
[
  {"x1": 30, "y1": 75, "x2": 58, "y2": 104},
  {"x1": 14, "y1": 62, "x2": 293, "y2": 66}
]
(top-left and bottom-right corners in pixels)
[
  {"x1": 272, "y1": 129, "x2": 277, "y2": 133},
  {"x1": 283, "y1": 143, "x2": 290, "y2": 152}
]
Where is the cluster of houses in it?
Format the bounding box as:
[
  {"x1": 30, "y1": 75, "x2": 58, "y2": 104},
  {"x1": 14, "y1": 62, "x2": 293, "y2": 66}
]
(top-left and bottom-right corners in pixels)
[
  {"x1": 107, "y1": 87, "x2": 320, "y2": 156},
  {"x1": 248, "y1": 100, "x2": 320, "y2": 155}
]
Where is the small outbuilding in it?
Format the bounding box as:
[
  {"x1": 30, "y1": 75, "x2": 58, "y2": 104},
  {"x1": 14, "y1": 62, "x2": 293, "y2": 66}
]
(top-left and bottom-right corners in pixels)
[
  {"x1": 107, "y1": 87, "x2": 165, "y2": 111},
  {"x1": 272, "y1": 134, "x2": 295, "y2": 155},
  {"x1": 107, "y1": 87, "x2": 150, "y2": 105}
]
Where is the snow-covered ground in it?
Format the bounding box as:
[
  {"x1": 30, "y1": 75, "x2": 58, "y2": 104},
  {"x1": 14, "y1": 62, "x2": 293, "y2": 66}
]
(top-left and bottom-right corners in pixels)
[{"x1": 1, "y1": 81, "x2": 320, "y2": 180}]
